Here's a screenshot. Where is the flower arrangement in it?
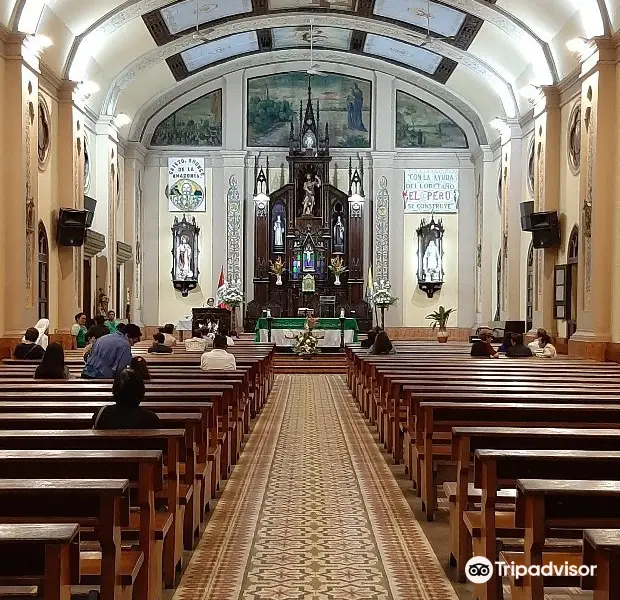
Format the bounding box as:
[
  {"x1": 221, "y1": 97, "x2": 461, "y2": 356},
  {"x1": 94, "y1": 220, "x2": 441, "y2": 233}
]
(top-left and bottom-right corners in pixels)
[
  {"x1": 372, "y1": 280, "x2": 398, "y2": 307},
  {"x1": 293, "y1": 330, "x2": 321, "y2": 355},
  {"x1": 328, "y1": 257, "x2": 348, "y2": 276},
  {"x1": 270, "y1": 256, "x2": 286, "y2": 275},
  {"x1": 218, "y1": 280, "x2": 244, "y2": 308}
]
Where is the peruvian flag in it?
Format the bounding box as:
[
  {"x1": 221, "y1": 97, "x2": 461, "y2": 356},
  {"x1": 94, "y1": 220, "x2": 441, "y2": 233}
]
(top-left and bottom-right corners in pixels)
[{"x1": 216, "y1": 266, "x2": 229, "y2": 309}]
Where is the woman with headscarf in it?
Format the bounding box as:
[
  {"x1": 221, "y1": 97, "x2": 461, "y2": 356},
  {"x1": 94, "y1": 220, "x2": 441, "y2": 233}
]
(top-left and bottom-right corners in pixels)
[{"x1": 31, "y1": 319, "x2": 49, "y2": 350}]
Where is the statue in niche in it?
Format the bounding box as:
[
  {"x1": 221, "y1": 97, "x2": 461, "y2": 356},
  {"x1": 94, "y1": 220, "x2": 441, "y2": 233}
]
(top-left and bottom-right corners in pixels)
[
  {"x1": 303, "y1": 244, "x2": 315, "y2": 271},
  {"x1": 97, "y1": 288, "x2": 109, "y2": 316},
  {"x1": 273, "y1": 215, "x2": 285, "y2": 249},
  {"x1": 333, "y1": 216, "x2": 345, "y2": 253},
  {"x1": 302, "y1": 173, "x2": 321, "y2": 216},
  {"x1": 423, "y1": 239, "x2": 441, "y2": 281},
  {"x1": 176, "y1": 235, "x2": 194, "y2": 280},
  {"x1": 303, "y1": 131, "x2": 316, "y2": 150}
]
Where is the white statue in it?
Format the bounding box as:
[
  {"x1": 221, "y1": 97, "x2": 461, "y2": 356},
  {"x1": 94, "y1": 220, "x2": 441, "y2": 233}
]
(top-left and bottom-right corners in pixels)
[
  {"x1": 302, "y1": 173, "x2": 321, "y2": 216},
  {"x1": 176, "y1": 235, "x2": 193, "y2": 279},
  {"x1": 303, "y1": 133, "x2": 315, "y2": 149},
  {"x1": 423, "y1": 239, "x2": 441, "y2": 281},
  {"x1": 334, "y1": 216, "x2": 345, "y2": 247},
  {"x1": 273, "y1": 215, "x2": 284, "y2": 247}
]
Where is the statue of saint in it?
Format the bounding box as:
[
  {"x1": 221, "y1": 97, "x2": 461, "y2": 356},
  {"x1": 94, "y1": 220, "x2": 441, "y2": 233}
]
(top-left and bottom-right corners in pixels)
[
  {"x1": 303, "y1": 132, "x2": 315, "y2": 149},
  {"x1": 176, "y1": 235, "x2": 193, "y2": 279},
  {"x1": 333, "y1": 216, "x2": 345, "y2": 249},
  {"x1": 273, "y1": 215, "x2": 284, "y2": 248},
  {"x1": 303, "y1": 245, "x2": 314, "y2": 271},
  {"x1": 423, "y1": 239, "x2": 441, "y2": 281},
  {"x1": 302, "y1": 173, "x2": 321, "y2": 216}
]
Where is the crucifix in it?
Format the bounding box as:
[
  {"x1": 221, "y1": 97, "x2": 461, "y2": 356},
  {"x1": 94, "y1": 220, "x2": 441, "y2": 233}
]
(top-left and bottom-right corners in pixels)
[{"x1": 303, "y1": 246, "x2": 314, "y2": 271}]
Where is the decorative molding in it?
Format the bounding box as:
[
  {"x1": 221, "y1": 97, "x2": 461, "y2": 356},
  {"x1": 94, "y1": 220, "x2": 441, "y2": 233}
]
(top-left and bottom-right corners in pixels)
[
  {"x1": 131, "y1": 52, "x2": 488, "y2": 147},
  {"x1": 25, "y1": 91, "x2": 35, "y2": 308},
  {"x1": 84, "y1": 229, "x2": 106, "y2": 258},
  {"x1": 567, "y1": 101, "x2": 581, "y2": 175},
  {"x1": 227, "y1": 174, "x2": 242, "y2": 284},
  {"x1": 375, "y1": 175, "x2": 389, "y2": 282},
  {"x1": 116, "y1": 241, "x2": 133, "y2": 264},
  {"x1": 583, "y1": 95, "x2": 595, "y2": 311},
  {"x1": 102, "y1": 14, "x2": 518, "y2": 119}
]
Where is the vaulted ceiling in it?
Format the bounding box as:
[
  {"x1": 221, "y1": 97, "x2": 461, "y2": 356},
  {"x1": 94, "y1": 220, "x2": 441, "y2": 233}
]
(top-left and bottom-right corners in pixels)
[{"x1": 3, "y1": 0, "x2": 617, "y2": 142}]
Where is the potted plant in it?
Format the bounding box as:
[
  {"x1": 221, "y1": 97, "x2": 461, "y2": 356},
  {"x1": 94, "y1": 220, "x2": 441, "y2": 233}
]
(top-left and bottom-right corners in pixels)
[
  {"x1": 328, "y1": 257, "x2": 348, "y2": 285},
  {"x1": 270, "y1": 257, "x2": 285, "y2": 285},
  {"x1": 426, "y1": 306, "x2": 456, "y2": 343}
]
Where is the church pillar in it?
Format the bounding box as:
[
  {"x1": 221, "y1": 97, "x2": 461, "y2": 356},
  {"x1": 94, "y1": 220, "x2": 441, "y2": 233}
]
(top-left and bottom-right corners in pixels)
[
  {"x1": 498, "y1": 121, "x2": 524, "y2": 321},
  {"x1": 0, "y1": 33, "x2": 40, "y2": 349},
  {"x1": 531, "y1": 87, "x2": 561, "y2": 337},
  {"x1": 56, "y1": 81, "x2": 85, "y2": 331},
  {"x1": 569, "y1": 38, "x2": 616, "y2": 360}
]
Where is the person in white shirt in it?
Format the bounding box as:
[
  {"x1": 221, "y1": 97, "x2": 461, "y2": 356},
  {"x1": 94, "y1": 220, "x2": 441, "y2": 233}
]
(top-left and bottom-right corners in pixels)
[
  {"x1": 219, "y1": 324, "x2": 235, "y2": 347},
  {"x1": 200, "y1": 334, "x2": 236, "y2": 371},
  {"x1": 185, "y1": 329, "x2": 206, "y2": 352},
  {"x1": 535, "y1": 333, "x2": 557, "y2": 358},
  {"x1": 161, "y1": 323, "x2": 177, "y2": 347},
  {"x1": 527, "y1": 328, "x2": 546, "y2": 354}
]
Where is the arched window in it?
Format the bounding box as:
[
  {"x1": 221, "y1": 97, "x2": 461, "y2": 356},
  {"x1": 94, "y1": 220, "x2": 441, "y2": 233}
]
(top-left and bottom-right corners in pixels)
[
  {"x1": 38, "y1": 223, "x2": 49, "y2": 319},
  {"x1": 494, "y1": 250, "x2": 502, "y2": 321},
  {"x1": 526, "y1": 242, "x2": 534, "y2": 332}
]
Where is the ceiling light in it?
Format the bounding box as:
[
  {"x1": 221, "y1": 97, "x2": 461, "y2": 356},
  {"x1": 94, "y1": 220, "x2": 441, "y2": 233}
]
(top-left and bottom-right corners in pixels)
[
  {"x1": 113, "y1": 113, "x2": 131, "y2": 127},
  {"x1": 566, "y1": 37, "x2": 588, "y2": 55}
]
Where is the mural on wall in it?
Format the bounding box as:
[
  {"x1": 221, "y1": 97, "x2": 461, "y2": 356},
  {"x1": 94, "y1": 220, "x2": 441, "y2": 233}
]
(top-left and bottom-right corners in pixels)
[
  {"x1": 247, "y1": 73, "x2": 371, "y2": 148},
  {"x1": 396, "y1": 91, "x2": 468, "y2": 149},
  {"x1": 151, "y1": 89, "x2": 222, "y2": 146}
]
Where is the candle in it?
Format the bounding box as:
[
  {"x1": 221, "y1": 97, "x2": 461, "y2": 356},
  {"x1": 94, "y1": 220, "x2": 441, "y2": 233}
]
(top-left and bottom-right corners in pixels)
[{"x1": 340, "y1": 308, "x2": 345, "y2": 318}]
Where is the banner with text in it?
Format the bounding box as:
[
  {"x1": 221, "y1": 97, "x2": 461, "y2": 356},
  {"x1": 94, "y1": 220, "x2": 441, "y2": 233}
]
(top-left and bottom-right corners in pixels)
[
  {"x1": 403, "y1": 169, "x2": 459, "y2": 213},
  {"x1": 168, "y1": 157, "x2": 206, "y2": 212}
]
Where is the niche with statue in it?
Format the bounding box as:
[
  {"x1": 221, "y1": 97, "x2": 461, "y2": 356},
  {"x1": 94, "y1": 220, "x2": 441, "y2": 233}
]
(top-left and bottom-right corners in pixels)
[
  {"x1": 417, "y1": 216, "x2": 445, "y2": 298},
  {"x1": 171, "y1": 215, "x2": 200, "y2": 297}
]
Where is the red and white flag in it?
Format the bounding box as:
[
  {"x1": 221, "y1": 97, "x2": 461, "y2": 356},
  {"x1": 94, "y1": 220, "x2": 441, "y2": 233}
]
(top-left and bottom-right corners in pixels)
[{"x1": 216, "y1": 266, "x2": 229, "y2": 309}]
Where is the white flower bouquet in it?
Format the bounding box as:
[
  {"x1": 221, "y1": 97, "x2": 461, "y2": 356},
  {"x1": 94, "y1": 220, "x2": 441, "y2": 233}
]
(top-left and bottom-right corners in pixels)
[
  {"x1": 293, "y1": 330, "x2": 321, "y2": 355},
  {"x1": 372, "y1": 279, "x2": 398, "y2": 307},
  {"x1": 218, "y1": 280, "x2": 244, "y2": 308}
]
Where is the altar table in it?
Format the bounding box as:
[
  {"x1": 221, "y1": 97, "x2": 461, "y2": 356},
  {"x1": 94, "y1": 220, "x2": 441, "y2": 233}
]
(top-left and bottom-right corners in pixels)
[{"x1": 254, "y1": 317, "x2": 359, "y2": 346}]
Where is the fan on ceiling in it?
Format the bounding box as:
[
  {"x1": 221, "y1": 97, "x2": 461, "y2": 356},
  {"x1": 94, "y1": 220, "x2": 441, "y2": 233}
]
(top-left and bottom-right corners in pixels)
[
  {"x1": 305, "y1": 20, "x2": 327, "y2": 76},
  {"x1": 418, "y1": 0, "x2": 455, "y2": 47}
]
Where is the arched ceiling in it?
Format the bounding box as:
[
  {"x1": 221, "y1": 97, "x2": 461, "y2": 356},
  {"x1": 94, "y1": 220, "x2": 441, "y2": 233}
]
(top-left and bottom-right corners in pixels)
[{"x1": 4, "y1": 0, "x2": 616, "y2": 142}]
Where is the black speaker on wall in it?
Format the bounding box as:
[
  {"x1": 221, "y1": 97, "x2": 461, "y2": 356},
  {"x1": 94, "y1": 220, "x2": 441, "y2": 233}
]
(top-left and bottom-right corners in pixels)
[
  {"x1": 530, "y1": 211, "x2": 560, "y2": 248},
  {"x1": 57, "y1": 208, "x2": 88, "y2": 247},
  {"x1": 84, "y1": 196, "x2": 97, "y2": 228},
  {"x1": 520, "y1": 201, "x2": 534, "y2": 231}
]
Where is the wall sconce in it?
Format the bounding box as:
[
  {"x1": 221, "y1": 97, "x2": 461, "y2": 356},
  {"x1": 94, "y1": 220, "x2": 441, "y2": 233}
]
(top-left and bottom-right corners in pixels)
[{"x1": 417, "y1": 216, "x2": 445, "y2": 298}]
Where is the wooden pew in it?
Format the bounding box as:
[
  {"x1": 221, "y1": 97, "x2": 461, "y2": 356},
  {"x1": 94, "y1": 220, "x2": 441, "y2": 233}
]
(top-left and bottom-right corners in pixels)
[
  {"x1": 582, "y1": 529, "x2": 620, "y2": 600},
  {"x1": 0, "y1": 479, "x2": 132, "y2": 600},
  {"x1": 0, "y1": 523, "x2": 79, "y2": 600}
]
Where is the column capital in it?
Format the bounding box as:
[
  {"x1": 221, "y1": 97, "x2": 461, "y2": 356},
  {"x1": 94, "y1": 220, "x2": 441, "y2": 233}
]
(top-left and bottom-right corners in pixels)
[
  {"x1": 124, "y1": 142, "x2": 148, "y2": 161},
  {"x1": 220, "y1": 150, "x2": 248, "y2": 168},
  {"x1": 369, "y1": 151, "x2": 397, "y2": 169},
  {"x1": 532, "y1": 86, "x2": 561, "y2": 118},
  {"x1": 579, "y1": 36, "x2": 616, "y2": 74}
]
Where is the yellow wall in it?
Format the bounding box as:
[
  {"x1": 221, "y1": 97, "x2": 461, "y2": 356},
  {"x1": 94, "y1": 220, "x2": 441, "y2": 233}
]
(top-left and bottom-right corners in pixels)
[
  {"x1": 402, "y1": 213, "x2": 459, "y2": 326},
  {"x1": 157, "y1": 166, "x2": 213, "y2": 325},
  {"x1": 0, "y1": 43, "x2": 5, "y2": 334}
]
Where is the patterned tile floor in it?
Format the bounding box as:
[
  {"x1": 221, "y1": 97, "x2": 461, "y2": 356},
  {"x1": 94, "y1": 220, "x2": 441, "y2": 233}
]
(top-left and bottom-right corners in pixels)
[{"x1": 172, "y1": 374, "x2": 460, "y2": 600}]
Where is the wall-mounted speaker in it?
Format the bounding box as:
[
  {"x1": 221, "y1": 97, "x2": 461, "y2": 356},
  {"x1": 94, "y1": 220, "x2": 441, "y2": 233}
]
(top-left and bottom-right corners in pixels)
[
  {"x1": 520, "y1": 201, "x2": 534, "y2": 231},
  {"x1": 530, "y1": 211, "x2": 560, "y2": 248},
  {"x1": 84, "y1": 196, "x2": 97, "y2": 228},
  {"x1": 57, "y1": 208, "x2": 88, "y2": 247}
]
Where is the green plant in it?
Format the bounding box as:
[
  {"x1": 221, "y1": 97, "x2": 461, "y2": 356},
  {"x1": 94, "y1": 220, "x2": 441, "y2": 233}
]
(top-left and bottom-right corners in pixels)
[{"x1": 425, "y1": 306, "x2": 456, "y2": 331}]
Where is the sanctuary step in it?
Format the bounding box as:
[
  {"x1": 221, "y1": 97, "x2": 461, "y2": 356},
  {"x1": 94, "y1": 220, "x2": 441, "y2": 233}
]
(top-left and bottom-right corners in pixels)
[{"x1": 273, "y1": 353, "x2": 347, "y2": 374}]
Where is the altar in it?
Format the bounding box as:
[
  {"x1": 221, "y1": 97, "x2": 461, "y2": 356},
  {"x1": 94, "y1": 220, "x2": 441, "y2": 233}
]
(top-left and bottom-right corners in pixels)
[{"x1": 254, "y1": 317, "x2": 359, "y2": 347}]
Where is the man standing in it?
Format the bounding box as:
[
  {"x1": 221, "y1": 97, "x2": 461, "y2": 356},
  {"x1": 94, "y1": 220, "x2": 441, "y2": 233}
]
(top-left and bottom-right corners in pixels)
[
  {"x1": 82, "y1": 324, "x2": 142, "y2": 379},
  {"x1": 71, "y1": 313, "x2": 88, "y2": 349},
  {"x1": 105, "y1": 310, "x2": 119, "y2": 333}
]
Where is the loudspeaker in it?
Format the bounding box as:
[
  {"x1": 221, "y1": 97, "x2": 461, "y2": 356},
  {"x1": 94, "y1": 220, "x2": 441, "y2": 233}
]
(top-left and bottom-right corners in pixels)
[
  {"x1": 84, "y1": 196, "x2": 97, "y2": 228},
  {"x1": 57, "y1": 208, "x2": 88, "y2": 246},
  {"x1": 520, "y1": 201, "x2": 534, "y2": 231},
  {"x1": 530, "y1": 211, "x2": 560, "y2": 248}
]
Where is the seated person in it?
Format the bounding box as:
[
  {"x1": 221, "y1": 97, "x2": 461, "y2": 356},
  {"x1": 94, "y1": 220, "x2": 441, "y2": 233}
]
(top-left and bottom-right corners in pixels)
[
  {"x1": 528, "y1": 328, "x2": 546, "y2": 354},
  {"x1": 361, "y1": 327, "x2": 379, "y2": 349},
  {"x1": 368, "y1": 330, "x2": 396, "y2": 355},
  {"x1": 535, "y1": 333, "x2": 557, "y2": 358},
  {"x1": 162, "y1": 324, "x2": 177, "y2": 347},
  {"x1": 130, "y1": 356, "x2": 151, "y2": 380},
  {"x1": 497, "y1": 331, "x2": 513, "y2": 353},
  {"x1": 200, "y1": 334, "x2": 236, "y2": 371},
  {"x1": 34, "y1": 343, "x2": 70, "y2": 379},
  {"x1": 87, "y1": 315, "x2": 109, "y2": 342},
  {"x1": 219, "y1": 324, "x2": 235, "y2": 347},
  {"x1": 13, "y1": 327, "x2": 46, "y2": 359},
  {"x1": 470, "y1": 329, "x2": 499, "y2": 358},
  {"x1": 82, "y1": 323, "x2": 142, "y2": 379},
  {"x1": 185, "y1": 329, "x2": 206, "y2": 352},
  {"x1": 71, "y1": 312, "x2": 88, "y2": 349},
  {"x1": 148, "y1": 332, "x2": 173, "y2": 354},
  {"x1": 104, "y1": 310, "x2": 119, "y2": 333},
  {"x1": 33, "y1": 318, "x2": 50, "y2": 350},
  {"x1": 506, "y1": 333, "x2": 533, "y2": 358},
  {"x1": 93, "y1": 367, "x2": 161, "y2": 429}
]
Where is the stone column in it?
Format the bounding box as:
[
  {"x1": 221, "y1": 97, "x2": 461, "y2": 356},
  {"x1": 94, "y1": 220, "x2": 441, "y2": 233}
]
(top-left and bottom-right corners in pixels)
[
  {"x1": 1, "y1": 34, "x2": 40, "y2": 348},
  {"x1": 531, "y1": 87, "x2": 561, "y2": 336},
  {"x1": 570, "y1": 38, "x2": 616, "y2": 360},
  {"x1": 56, "y1": 81, "x2": 85, "y2": 331}
]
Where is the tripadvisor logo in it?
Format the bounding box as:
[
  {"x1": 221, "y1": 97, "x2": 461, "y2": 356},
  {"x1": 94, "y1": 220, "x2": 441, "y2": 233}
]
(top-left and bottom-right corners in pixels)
[{"x1": 465, "y1": 557, "x2": 493, "y2": 583}]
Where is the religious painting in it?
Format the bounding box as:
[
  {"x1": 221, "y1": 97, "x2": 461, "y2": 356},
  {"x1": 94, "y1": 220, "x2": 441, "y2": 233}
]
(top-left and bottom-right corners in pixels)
[
  {"x1": 167, "y1": 157, "x2": 206, "y2": 212},
  {"x1": 247, "y1": 72, "x2": 371, "y2": 148},
  {"x1": 268, "y1": 0, "x2": 355, "y2": 10},
  {"x1": 396, "y1": 91, "x2": 468, "y2": 148},
  {"x1": 171, "y1": 215, "x2": 200, "y2": 297},
  {"x1": 272, "y1": 26, "x2": 351, "y2": 50},
  {"x1": 151, "y1": 89, "x2": 222, "y2": 147}
]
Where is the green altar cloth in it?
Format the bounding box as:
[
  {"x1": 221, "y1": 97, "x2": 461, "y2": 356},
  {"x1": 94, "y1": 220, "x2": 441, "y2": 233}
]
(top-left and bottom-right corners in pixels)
[{"x1": 255, "y1": 317, "x2": 359, "y2": 343}]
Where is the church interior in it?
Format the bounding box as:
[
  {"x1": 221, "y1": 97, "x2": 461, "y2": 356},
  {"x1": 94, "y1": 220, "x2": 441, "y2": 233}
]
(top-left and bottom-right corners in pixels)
[{"x1": 2, "y1": 0, "x2": 620, "y2": 599}]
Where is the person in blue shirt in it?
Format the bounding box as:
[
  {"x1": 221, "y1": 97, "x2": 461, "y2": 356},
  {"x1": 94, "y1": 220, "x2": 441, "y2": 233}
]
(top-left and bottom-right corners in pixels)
[
  {"x1": 81, "y1": 324, "x2": 142, "y2": 379},
  {"x1": 498, "y1": 331, "x2": 513, "y2": 353}
]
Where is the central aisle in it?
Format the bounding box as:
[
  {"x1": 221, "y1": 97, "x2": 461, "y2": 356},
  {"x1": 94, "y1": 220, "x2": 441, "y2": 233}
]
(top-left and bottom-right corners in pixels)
[{"x1": 173, "y1": 375, "x2": 458, "y2": 600}]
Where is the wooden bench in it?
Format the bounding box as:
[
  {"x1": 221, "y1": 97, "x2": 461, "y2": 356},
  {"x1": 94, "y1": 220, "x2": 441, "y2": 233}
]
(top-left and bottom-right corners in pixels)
[{"x1": 582, "y1": 529, "x2": 620, "y2": 600}]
